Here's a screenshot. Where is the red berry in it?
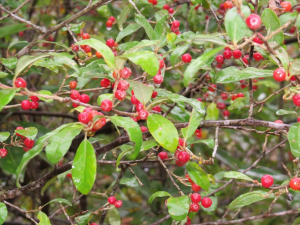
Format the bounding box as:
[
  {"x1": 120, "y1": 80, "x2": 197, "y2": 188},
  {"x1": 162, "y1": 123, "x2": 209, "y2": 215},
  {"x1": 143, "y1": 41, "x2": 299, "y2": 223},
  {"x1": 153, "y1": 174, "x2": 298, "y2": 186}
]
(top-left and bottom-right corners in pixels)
[
  {"x1": 289, "y1": 27, "x2": 296, "y2": 34},
  {"x1": 79, "y1": 94, "x2": 90, "y2": 103},
  {"x1": 101, "y1": 78, "x2": 111, "y2": 87},
  {"x1": 223, "y1": 110, "x2": 230, "y2": 118},
  {"x1": 289, "y1": 177, "x2": 300, "y2": 190},
  {"x1": 153, "y1": 75, "x2": 163, "y2": 84},
  {"x1": 201, "y1": 197, "x2": 212, "y2": 208},
  {"x1": 67, "y1": 173, "x2": 72, "y2": 178},
  {"x1": 72, "y1": 44, "x2": 79, "y2": 51},
  {"x1": 185, "y1": 174, "x2": 194, "y2": 184},
  {"x1": 14, "y1": 77, "x2": 27, "y2": 88},
  {"x1": 114, "y1": 200, "x2": 123, "y2": 208},
  {"x1": 83, "y1": 45, "x2": 91, "y2": 53},
  {"x1": 78, "y1": 112, "x2": 89, "y2": 124},
  {"x1": 159, "y1": 60, "x2": 165, "y2": 69},
  {"x1": 221, "y1": 93, "x2": 227, "y2": 100},
  {"x1": 31, "y1": 101, "x2": 39, "y2": 109},
  {"x1": 151, "y1": 91, "x2": 158, "y2": 98},
  {"x1": 120, "y1": 67, "x2": 132, "y2": 79},
  {"x1": 87, "y1": 110, "x2": 99, "y2": 121},
  {"x1": 245, "y1": 14, "x2": 261, "y2": 30},
  {"x1": 182, "y1": 53, "x2": 192, "y2": 63},
  {"x1": 168, "y1": 8, "x2": 174, "y2": 14},
  {"x1": 138, "y1": 110, "x2": 148, "y2": 120},
  {"x1": 108, "y1": 196, "x2": 116, "y2": 204},
  {"x1": 69, "y1": 81, "x2": 77, "y2": 89},
  {"x1": 192, "y1": 183, "x2": 201, "y2": 192},
  {"x1": 101, "y1": 99, "x2": 113, "y2": 112},
  {"x1": 109, "y1": 16, "x2": 115, "y2": 23},
  {"x1": 178, "y1": 151, "x2": 190, "y2": 163},
  {"x1": 223, "y1": 50, "x2": 232, "y2": 59},
  {"x1": 261, "y1": 174, "x2": 274, "y2": 188},
  {"x1": 163, "y1": 4, "x2": 170, "y2": 10},
  {"x1": 274, "y1": 120, "x2": 283, "y2": 124},
  {"x1": 196, "y1": 132, "x2": 202, "y2": 138},
  {"x1": 106, "y1": 20, "x2": 113, "y2": 28},
  {"x1": 280, "y1": 1, "x2": 292, "y2": 12},
  {"x1": 208, "y1": 84, "x2": 217, "y2": 92},
  {"x1": 224, "y1": 0, "x2": 233, "y2": 9},
  {"x1": 231, "y1": 94, "x2": 237, "y2": 101},
  {"x1": 172, "y1": 20, "x2": 180, "y2": 28},
  {"x1": 253, "y1": 36, "x2": 263, "y2": 44},
  {"x1": 158, "y1": 151, "x2": 168, "y2": 160},
  {"x1": 253, "y1": 52, "x2": 263, "y2": 61},
  {"x1": 242, "y1": 56, "x2": 249, "y2": 65},
  {"x1": 215, "y1": 55, "x2": 224, "y2": 64},
  {"x1": 82, "y1": 33, "x2": 90, "y2": 39},
  {"x1": 0, "y1": 148, "x2": 8, "y2": 158},
  {"x1": 237, "y1": 92, "x2": 244, "y2": 98},
  {"x1": 191, "y1": 193, "x2": 201, "y2": 203},
  {"x1": 175, "y1": 159, "x2": 186, "y2": 167},
  {"x1": 24, "y1": 138, "x2": 34, "y2": 148},
  {"x1": 189, "y1": 203, "x2": 200, "y2": 212},
  {"x1": 178, "y1": 138, "x2": 186, "y2": 147},
  {"x1": 217, "y1": 102, "x2": 226, "y2": 110},
  {"x1": 16, "y1": 127, "x2": 24, "y2": 137},
  {"x1": 117, "y1": 80, "x2": 129, "y2": 91},
  {"x1": 106, "y1": 39, "x2": 115, "y2": 48},
  {"x1": 115, "y1": 90, "x2": 126, "y2": 100},
  {"x1": 136, "y1": 103, "x2": 144, "y2": 112},
  {"x1": 131, "y1": 95, "x2": 139, "y2": 105},
  {"x1": 273, "y1": 68, "x2": 286, "y2": 82},
  {"x1": 293, "y1": 94, "x2": 300, "y2": 107},
  {"x1": 131, "y1": 117, "x2": 137, "y2": 122},
  {"x1": 96, "y1": 51, "x2": 102, "y2": 58},
  {"x1": 70, "y1": 90, "x2": 80, "y2": 100},
  {"x1": 152, "y1": 105, "x2": 161, "y2": 112},
  {"x1": 197, "y1": 98, "x2": 202, "y2": 102},
  {"x1": 21, "y1": 100, "x2": 31, "y2": 110},
  {"x1": 30, "y1": 96, "x2": 39, "y2": 102},
  {"x1": 152, "y1": 0, "x2": 157, "y2": 5},
  {"x1": 140, "y1": 126, "x2": 148, "y2": 132}
]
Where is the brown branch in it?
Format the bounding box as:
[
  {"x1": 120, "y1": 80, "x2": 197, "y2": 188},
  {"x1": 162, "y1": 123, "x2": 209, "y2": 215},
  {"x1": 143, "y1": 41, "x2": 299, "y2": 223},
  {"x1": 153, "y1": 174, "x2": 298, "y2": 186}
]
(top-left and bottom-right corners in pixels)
[{"x1": 0, "y1": 0, "x2": 32, "y2": 21}]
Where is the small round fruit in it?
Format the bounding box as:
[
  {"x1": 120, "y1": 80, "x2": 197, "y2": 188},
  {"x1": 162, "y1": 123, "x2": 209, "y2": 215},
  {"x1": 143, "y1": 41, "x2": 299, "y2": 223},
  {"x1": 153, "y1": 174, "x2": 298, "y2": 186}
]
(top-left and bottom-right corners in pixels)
[
  {"x1": 106, "y1": 39, "x2": 115, "y2": 48},
  {"x1": 192, "y1": 183, "x2": 201, "y2": 192},
  {"x1": 140, "y1": 126, "x2": 148, "y2": 132},
  {"x1": 31, "y1": 102, "x2": 39, "y2": 109},
  {"x1": 131, "y1": 95, "x2": 139, "y2": 105},
  {"x1": 108, "y1": 196, "x2": 117, "y2": 204},
  {"x1": 191, "y1": 193, "x2": 201, "y2": 203},
  {"x1": 253, "y1": 52, "x2": 263, "y2": 61},
  {"x1": 208, "y1": 84, "x2": 217, "y2": 92},
  {"x1": 273, "y1": 68, "x2": 286, "y2": 82},
  {"x1": 223, "y1": 50, "x2": 232, "y2": 59},
  {"x1": 221, "y1": 93, "x2": 228, "y2": 100},
  {"x1": 178, "y1": 151, "x2": 190, "y2": 163},
  {"x1": 120, "y1": 67, "x2": 132, "y2": 79},
  {"x1": 293, "y1": 94, "x2": 300, "y2": 107},
  {"x1": 115, "y1": 90, "x2": 126, "y2": 100},
  {"x1": 72, "y1": 44, "x2": 79, "y2": 51},
  {"x1": 82, "y1": 33, "x2": 90, "y2": 39},
  {"x1": 114, "y1": 200, "x2": 123, "y2": 208},
  {"x1": 290, "y1": 177, "x2": 300, "y2": 190},
  {"x1": 101, "y1": 99, "x2": 113, "y2": 112},
  {"x1": 245, "y1": 14, "x2": 261, "y2": 30},
  {"x1": 163, "y1": 4, "x2": 170, "y2": 10},
  {"x1": 158, "y1": 151, "x2": 168, "y2": 160},
  {"x1": 101, "y1": 78, "x2": 111, "y2": 87},
  {"x1": 117, "y1": 80, "x2": 129, "y2": 91},
  {"x1": 0, "y1": 148, "x2": 8, "y2": 158},
  {"x1": 175, "y1": 159, "x2": 186, "y2": 167},
  {"x1": 109, "y1": 16, "x2": 115, "y2": 22},
  {"x1": 242, "y1": 56, "x2": 249, "y2": 65},
  {"x1": 232, "y1": 94, "x2": 237, "y2": 101},
  {"x1": 14, "y1": 77, "x2": 27, "y2": 88},
  {"x1": 106, "y1": 20, "x2": 113, "y2": 28},
  {"x1": 96, "y1": 51, "x2": 102, "y2": 58},
  {"x1": 172, "y1": 20, "x2": 180, "y2": 28},
  {"x1": 224, "y1": 0, "x2": 233, "y2": 9},
  {"x1": 79, "y1": 94, "x2": 90, "y2": 103},
  {"x1": 21, "y1": 100, "x2": 31, "y2": 110},
  {"x1": 152, "y1": 105, "x2": 161, "y2": 112},
  {"x1": 24, "y1": 138, "x2": 34, "y2": 148},
  {"x1": 237, "y1": 92, "x2": 244, "y2": 98},
  {"x1": 70, "y1": 90, "x2": 80, "y2": 100},
  {"x1": 136, "y1": 103, "x2": 144, "y2": 112},
  {"x1": 16, "y1": 127, "x2": 24, "y2": 137},
  {"x1": 185, "y1": 174, "x2": 194, "y2": 184},
  {"x1": 92, "y1": 120, "x2": 103, "y2": 131},
  {"x1": 201, "y1": 197, "x2": 212, "y2": 208},
  {"x1": 159, "y1": 60, "x2": 165, "y2": 69},
  {"x1": 168, "y1": 8, "x2": 174, "y2": 14},
  {"x1": 138, "y1": 109, "x2": 149, "y2": 120},
  {"x1": 215, "y1": 55, "x2": 224, "y2": 64},
  {"x1": 189, "y1": 203, "x2": 200, "y2": 212},
  {"x1": 69, "y1": 81, "x2": 77, "y2": 89},
  {"x1": 151, "y1": 91, "x2": 158, "y2": 98},
  {"x1": 275, "y1": 120, "x2": 283, "y2": 124},
  {"x1": 30, "y1": 96, "x2": 39, "y2": 102},
  {"x1": 253, "y1": 36, "x2": 263, "y2": 44},
  {"x1": 280, "y1": 1, "x2": 292, "y2": 12},
  {"x1": 223, "y1": 110, "x2": 230, "y2": 118},
  {"x1": 261, "y1": 174, "x2": 274, "y2": 188},
  {"x1": 153, "y1": 75, "x2": 163, "y2": 84},
  {"x1": 217, "y1": 102, "x2": 226, "y2": 110},
  {"x1": 182, "y1": 53, "x2": 192, "y2": 63},
  {"x1": 78, "y1": 112, "x2": 89, "y2": 124},
  {"x1": 178, "y1": 138, "x2": 186, "y2": 147}
]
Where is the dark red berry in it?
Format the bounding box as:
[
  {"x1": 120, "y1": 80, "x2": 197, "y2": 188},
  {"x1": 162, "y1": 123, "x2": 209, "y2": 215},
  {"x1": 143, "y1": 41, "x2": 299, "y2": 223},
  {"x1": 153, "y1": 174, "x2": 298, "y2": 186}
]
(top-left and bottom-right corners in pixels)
[
  {"x1": 217, "y1": 102, "x2": 226, "y2": 110},
  {"x1": 140, "y1": 126, "x2": 148, "y2": 132},
  {"x1": 293, "y1": 94, "x2": 300, "y2": 107},
  {"x1": 223, "y1": 50, "x2": 232, "y2": 59},
  {"x1": 253, "y1": 52, "x2": 263, "y2": 61},
  {"x1": 172, "y1": 20, "x2": 180, "y2": 28},
  {"x1": 31, "y1": 101, "x2": 39, "y2": 109},
  {"x1": 208, "y1": 84, "x2": 217, "y2": 92},
  {"x1": 117, "y1": 80, "x2": 129, "y2": 91},
  {"x1": 175, "y1": 159, "x2": 186, "y2": 167},
  {"x1": 131, "y1": 95, "x2": 139, "y2": 105},
  {"x1": 151, "y1": 91, "x2": 158, "y2": 98},
  {"x1": 30, "y1": 96, "x2": 39, "y2": 102},
  {"x1": 182, "y1": 53, "x2": 192, "y2": 63},
  {"x1": 120, "y1": 67, "x2": 132, "y2": 79},
  {"x1": 215, "y1": 55, "x2": 224, "y2": 64},
  {"x1": 152, "y1": 105, "x2": 161, "y2": 112},
  {"x1": 232, "y1": 50, "x2": 242, "y2": 59}
]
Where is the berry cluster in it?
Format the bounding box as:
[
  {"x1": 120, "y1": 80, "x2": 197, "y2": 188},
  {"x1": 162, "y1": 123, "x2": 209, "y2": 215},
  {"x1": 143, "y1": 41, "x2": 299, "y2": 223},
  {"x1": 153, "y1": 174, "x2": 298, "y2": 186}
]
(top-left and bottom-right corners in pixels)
[
  {"x1": 162, "y1": 4, "x2": 174, "y2": 15},
  {"x1": 106, "y1": 16, "x2": 115, "y2": 30},
  {"x1": 70, "y1": 90, "x2": 90, "y2": 107},
  {"x1": 107, "y1": 196, "x2": 123, "y2": 208},
  {"x1": 78, "y1": 108, "x2": 107, "y2": 134}
]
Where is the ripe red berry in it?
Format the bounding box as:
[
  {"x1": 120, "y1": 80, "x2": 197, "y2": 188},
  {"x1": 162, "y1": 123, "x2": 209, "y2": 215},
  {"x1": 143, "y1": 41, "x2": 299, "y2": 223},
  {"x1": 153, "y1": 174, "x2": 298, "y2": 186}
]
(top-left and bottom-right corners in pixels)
[
  {"x1": 151, "y1": 91, "x2": 158, "y2": 98},
  {"x1": 261, "y1": 174, "x2": 274, "y2": 188},
  {"x1": 30, "y1": 96, "x2": 39, "y2": 102},
  {"x1": 87, "y1": 110, "x2": 99, "y2": 121},
  {"x1": 168, "y1": 8, "x2": 174, "y2": 14},
  {"x1": 192, "y1": 183, "x2": 201, "y2": 192},
  {"x1": 182, "y1": 53, "x2": 192, "y2": 63},
  {"x1": 289, "y1": 177, "x2": 300, "y2": 190},
  {"x1": 16, "y1": 127, "x2": 24, "y2": 137},
  {"x1": 191, "y1": 193, "x2": 201, "y2": 203},
  {"x1": 223, "y1": 110, "x2": 230, "y2": 118},
  {"x1": 131, "y1": 95, "x2": 139, "y2": 105},
  {"x1": 72, "y1": 44, "x2": 79, "y2": 51},
  {"x1": 24, "y1": 138, "x2": 34, "y2": 148},
  {"x1": 221, "y1": 93, "x2": 227, "y2": 100},
  {"x1": 21, "y1": 100, "x2": 31, "y2": 110},
  {"x1": 185, "y1": 174, "x2": 194, "y2": 184},
  {"x1": 106, "y1": 20, "x2": 113, "y2": 29},
  {"x1": 31, "y1": 101, "x2": 39, "y2": 109},
  {"x1": 117, "y1": 80, "x2": 129, "y2": 91},
  {"x1": 280, "y1": 1, "x2": 292, "y2": 12},
  {"x1": 245, "y1": 14, "x2": 261, "y2": 30},
  {"x1": 83, "y1": 45, "x2": 91, "y2": 53},
  {"x1": 208, "y1": 84, "x2": 217, "y2": 92},
  {"x1": 96, "y1": 51, "x2": 102, "y2": 58},
  {"x1": 224, "y1": 0, "x2": 233, "y2": 9},
  {"x1": 175, "y1": 159, "x2": 186, "y2": 167},
  {"x1": 298, "y1": 117, "x2": 300, "y2": 122},
  {"x1": 159, "y1": 60, "x2": 165, "y2": 69},
  {"x1": 152, "y1": 0, "x2": 158, "y2": 5},
  {"x1": 106, "y1": 39, "x2": 115, "y2": 48},
  {"x1": 163, "y1": 4, "x2": 170, "y2": 10},
  {"x1": 178, "y1": 138, "x2": 186, "y2": 147},
  {"x1": 70, "y1": 90, "x2": 80, "y2": 100},
  {"x1": 172, "y1": 20, "x2": 180, "y2": 28},
  {"x1": 69, "y1": 81, "x2": 77, "y2": 89},
  {"x1": 196, "y1": 132, "x2": 202, "y2": 138},
  {"x1": 108, "y1": 196, "x2": 117, "y2": 204},
  {"x1": 109, "y1": 16, "x2": 115, "y2": 23},
  {"x1": 101, "y1": 78, "x2": 111, "y2": 87},
  {"x1": 237, "y1": 92, "x2": 244, "y2": 98},
  {"x1": 178, "y1": 151, "x2": 190, "y2": 163},
  {"x1": 158, "y1": 151, "x2": 168, "y2": 160},
  {"x1": 273, "y1": 68, "x2": 286, "y2": 82},
  {"x1": 152, "y1": 105, "x2": 161, "y2": 112},
  {"x1": 253, "y1": 36, "x2": 263, "y2": 44},
  {"x1": 253, "y1": 52, "x2": 263, "y2": 61},
  {"x1": 153, "y1": 75, "x2": 163, "y2": 84},
  {"x1": 289, "y1": 27, "x2": 296, "y2": 34},
  {"x1": 0, "y1": 148, "x2": 8, "y2": 158},
  {"x1": 293, "y1": 94, "x2": 300, "y2": 107},
  {"x1": 275, "y1": 120, "x2": 283, "y2": 124},
  {"x1": 79, "y1": 94, "x2": 90, "y2": 103},
  {"x1": 189, "y1": 203, "x2": 200, "y2": 212},
  {"x1": 201, "y1": 197, "x2": 212, "y2": 208},
  {"x1": 120, "y1": 67, "x2": 132, "y2": 79},
  {"x1": 223, "y1": 50, "x2": 232, "y2": 59},
  {"x1": 242, "y1": 56, "x2": 249, "y2": 65},
  {"x1": 215, "y1": 55, "x2": 224, "y2": 64},
  {"x1": 114, "y1": 200, "x2": 123, "y2": 208},
  {"x1": 231, "y1": 94, "x2": 237, "y2": 101},
  {"x1": 136, "y1": 103, "x2": 144, "y2": 112},
  {"x1": 138, "y1": 109, "x2": 148, "y2": 120},
  {"x1": 78, "y1": 112, "x2": 89, "y2": 124},
  {"x1": 217, "y1": 102, "x2": 226, "y2": 110},
  {"x1": 140, "y1": 126, "x2": 148, "y2": 132},
  {"x1": 101, "y1": 99, "x2": 113, "y2": 112},
  {"x1": 67, "y1": 173, "x2": 72, "y2": 178},
  {"x1": 14, "y1": 77, "x2": 27, "y2": 88},
  {"x1": 82, "y1": 33, "x2": 90, "y2": 39},
  {"x1": 115, "y1": 90, "x2": 126, "y2": 100}
]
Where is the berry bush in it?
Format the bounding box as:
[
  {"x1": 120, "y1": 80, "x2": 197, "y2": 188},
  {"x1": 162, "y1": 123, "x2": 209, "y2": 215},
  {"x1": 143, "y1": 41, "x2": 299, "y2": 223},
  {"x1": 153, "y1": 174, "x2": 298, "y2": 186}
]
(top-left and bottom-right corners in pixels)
[{"x1": 0, "y1": 0, "x2": 300, "y2": 224}]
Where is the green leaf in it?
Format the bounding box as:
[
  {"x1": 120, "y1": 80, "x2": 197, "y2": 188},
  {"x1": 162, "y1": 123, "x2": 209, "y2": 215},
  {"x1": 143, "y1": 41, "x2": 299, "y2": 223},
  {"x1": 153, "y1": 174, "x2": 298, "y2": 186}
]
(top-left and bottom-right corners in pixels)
[
  {"x1": 166, "y1": 196, "x2": 190, "y2": 221},
  {"x1": 116, "y1": 146, "x2": 133, "y2": 169},
  {"x1": 0, "y1": 24, "x2": 27, "y2": 39},
  {"x1": 167, "y1": 32, "x2": 177, "y2": 49},
  {"x1": 289, "y1": 59, "x2": 300, "y2": 76},
  {"x1": 72, "y1": 139, "x2": 97, "y2": 195},
  {"x1": 37, "y1": 90, "x2": 53, "y2": 103},
  {"x1": 60, "y1": 22, "x2": 85, "y2": 34},
  {"x1": 155, "y1": 15, "x2": 168, "y2": 40},
  {"x1": 0, "y1": 88, "x2": 19, "y2": 112},
  {"x1": 135, "y1": 14, "x2": 156, "y2": 40},
  {"x1": 186, "y1": 162, "x2": 210, "y2": 191},
  {"x1": 109, "y1": 116, "x2": 142, "y2": 159},
  {"x1": 288, "y1": 123, "x2": 300, "y2": 158},
  {"x1": 36, "y1": 40, "x2": 69, "y2": 49},
  {"x1": 141, "y1": 139, "x2": 158, "y2": 150},
  {"x1": 183, "y1": 47, "x2": 223, "y2": 87},
  {"x1": 15, "y1": 54, "x2": 50, "y2": 78},
  {"x1": 45, "y1": 124, "x2": 84, "y2": 164},
  {"x1": 216, "y1": 67, "x2": 273, "y2": 83},
  {"x1": 1, "y1": 57, "x2": 17, "y2": 70},
  {"x1": 205, "y1": 103, "x2": 219, "y2": 120},
  {"x1": 147, "y1": 114, "x2": 179, "y2": 153},
  {"x1": 34, "y1": 58, "x2": 60, "y2": 73},
  {"x1": 121, "y1": 51, "x2": 159, "y2": 76},
  {"x1": 81, "y1": 60, "x2": 112, "y2": 79},
  {"x1": 116, "y1": 24, "x2": 142, "y2": 43},
  {"x1": 228, "y1": 191, "x2": 274, "y2": 211},
  {"x1": 0, "y1": 202, "x2": 7, "y2": 224},
  {"x1": 118, "y1": 5, "x2": 132, "y2": 30},
  {"x1": 170, "y1": 44, "x2": 189, "y2": 67},
  {"x1": 292, "y1": 217, "x2": 300, "y2": 225},
  {"x1": 193, "y1": 139, "x2": 215, "y2": 148},
  {"x1": 276, "y1": 109, "x2": 298, "y2": 116},
  {"x1": 182, "y1": 109, "x2": 202, "y2": 141},
  {"x1": 0, "y1": 72, "x2": 8, "y2": 78},
  {"x1": 120, "y1": 177, "x2": 139, "y2": 187},
  {"x1": 224, "y1": 6, "x2": 251, "y2": 44},
  {"x1": 97, "y1": 93, "x2": 113, "y2": 106},
  {"x1": 148, "y1": 191, "x2": 172, "y2": 204},
  {"x1": 75, "y1": 213, "x2": 93, "y2": 225},
  {"x1": 37, "y1": 211, "x2": 51, "y2": 225},
  {"x1": 223, "y1": 171, "x2": 253, "y2": 181},
  {"x1": 127, "y1": 80, "x2": 154, "y2": 104},
  {"x1": 14, "y1": 127, "x2": 38, "y2": 140},
  {"x1": 41, "y1": 177, "x2": 56, "y2": 195},
  {"x1": 108, "y1": 208, "x2": 121, "y2": 225},
  {"x1": 0, "y1": 132, "x2": 10, "y2": 142},
  {"x1": 75, "y1": 38, "x2": 116, "y2": 69},
  {"x1": 191, "y1": 34, "x2": 227, "y2": 46},
  {"x1": 228, "y1": 97, "x2": 248, "y2": 111},
  {"x1": 42, "y1": 198, "x2": 72, "y2": 208},
  {"x1": 261, "y1": 9, "x2": 284, "y2": 44},
  {"x1": 0, "y1": 147, "x2": 25, "y2": 174}
]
